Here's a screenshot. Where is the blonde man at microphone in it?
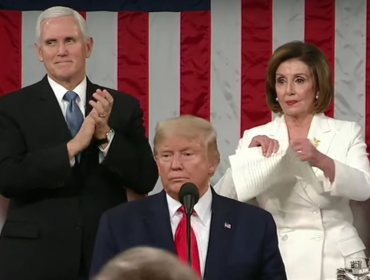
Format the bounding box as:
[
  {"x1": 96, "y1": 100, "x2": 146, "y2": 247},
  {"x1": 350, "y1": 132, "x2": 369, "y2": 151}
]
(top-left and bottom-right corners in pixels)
[{"x1": 89, "y1": 115, "x2": 287, "y2": 280}]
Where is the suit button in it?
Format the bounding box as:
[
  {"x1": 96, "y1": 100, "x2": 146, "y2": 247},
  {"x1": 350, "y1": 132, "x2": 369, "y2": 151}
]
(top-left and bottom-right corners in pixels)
[
  {"x1": 56, "y1": 181, "x2": 64, "y2": 187},
  {"x1": 76, "y1": 223, "x2": 82, "y2": 230},
  {"x1": 282, "y1": 235, "x2": 288, "y2": 241}
]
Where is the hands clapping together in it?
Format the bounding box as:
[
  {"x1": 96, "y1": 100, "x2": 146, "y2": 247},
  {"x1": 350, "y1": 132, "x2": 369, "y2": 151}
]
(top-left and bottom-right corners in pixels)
[{"x1": 67, "y1": 89, "x2": 114, "y2": 159}]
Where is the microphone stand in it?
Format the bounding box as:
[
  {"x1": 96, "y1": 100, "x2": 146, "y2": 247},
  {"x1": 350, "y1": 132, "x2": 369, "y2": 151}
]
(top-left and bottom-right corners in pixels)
[
  {"x1": 182, "y1": 191, "x2": 197, "y2": 267},
  {"x1": 186, "y1": 210, "x2": 192, "y2": 266}
]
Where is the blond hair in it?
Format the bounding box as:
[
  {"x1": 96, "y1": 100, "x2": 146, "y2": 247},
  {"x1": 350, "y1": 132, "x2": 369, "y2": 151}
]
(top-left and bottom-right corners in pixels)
[
  {"x1": 153, "y1": 115, "x2": 220, "y2": 164},
  {"x1": 92, "y1": 247, "x2": 201, "y2": 280}
]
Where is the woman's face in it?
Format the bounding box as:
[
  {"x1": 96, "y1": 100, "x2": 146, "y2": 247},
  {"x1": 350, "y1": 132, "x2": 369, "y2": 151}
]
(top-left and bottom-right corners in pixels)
[{"x1": 275, "y1": 58, "x2": 316, "y2": 118}]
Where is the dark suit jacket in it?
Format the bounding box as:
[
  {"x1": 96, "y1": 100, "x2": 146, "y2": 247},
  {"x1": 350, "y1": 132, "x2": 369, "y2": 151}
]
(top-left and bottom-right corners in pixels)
[
  {"x1": 0, "y1": 76, "x2": 159, "y2": 280},
  {"x1": 89, "y1": 189, "x2": 287, "y2": 280}
]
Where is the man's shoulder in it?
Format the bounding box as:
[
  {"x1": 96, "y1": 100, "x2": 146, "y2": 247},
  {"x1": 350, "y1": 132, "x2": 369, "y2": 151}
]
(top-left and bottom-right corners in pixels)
[
  {"x1": 103, "y1": 193, "x2": 161, "y2": 221},
  {"x1": 0, "y1": 81, "x2": 44, "y2": 109}
]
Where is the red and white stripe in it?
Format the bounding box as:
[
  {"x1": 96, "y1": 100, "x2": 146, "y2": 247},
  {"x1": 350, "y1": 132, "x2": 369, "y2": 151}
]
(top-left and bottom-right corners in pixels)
[{"x1": 0, "y1": 0, "x2": 369, "y2": 230}]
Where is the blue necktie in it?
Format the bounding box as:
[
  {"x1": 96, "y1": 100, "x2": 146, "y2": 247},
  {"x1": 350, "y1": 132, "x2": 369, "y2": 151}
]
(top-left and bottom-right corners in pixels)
[{"x1": 63, "y1": 91, "x2": 84, "y2": 162}]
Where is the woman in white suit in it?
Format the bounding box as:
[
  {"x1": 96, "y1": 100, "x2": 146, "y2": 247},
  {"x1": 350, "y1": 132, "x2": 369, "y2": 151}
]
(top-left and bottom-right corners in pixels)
[{"x1": 215, "y1": 41, "x2": 370, "y2": 280}]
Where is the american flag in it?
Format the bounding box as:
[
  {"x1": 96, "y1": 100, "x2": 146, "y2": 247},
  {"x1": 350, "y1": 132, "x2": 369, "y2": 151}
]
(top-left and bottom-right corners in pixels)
[{"x1": 0, "y1": 0, "x2": 369, "y2": 232}]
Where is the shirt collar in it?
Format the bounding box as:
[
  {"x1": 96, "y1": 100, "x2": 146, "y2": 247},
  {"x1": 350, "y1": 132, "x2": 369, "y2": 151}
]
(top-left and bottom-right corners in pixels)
[
  {"x1": 47, "y1": 75, "x2": 87, "y2": 106},
  {"x1": 166, "y1": 185, "x2": 212, "y2": 225}
]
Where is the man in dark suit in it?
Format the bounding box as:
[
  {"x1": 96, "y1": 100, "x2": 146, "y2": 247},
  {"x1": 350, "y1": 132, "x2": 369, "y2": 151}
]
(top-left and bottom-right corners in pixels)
[
  {"x1": 90, "y1": 115, "x2": 287, "y2": 280},
  {"x1": 0, "y1": 6, "x2": 158, "y2": 280}
]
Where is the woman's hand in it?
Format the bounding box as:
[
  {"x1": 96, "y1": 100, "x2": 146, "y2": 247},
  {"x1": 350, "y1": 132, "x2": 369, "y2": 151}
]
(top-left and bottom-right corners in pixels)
[
  {"x1": 290, "y1": 138, "x2": 335, "y2": 181},
  {"x1": 290, "y1": 139, "x2": 321, "y2": 166},
  {"x1": 249, "y1": 135, "x2": 279, "y2": 157}
]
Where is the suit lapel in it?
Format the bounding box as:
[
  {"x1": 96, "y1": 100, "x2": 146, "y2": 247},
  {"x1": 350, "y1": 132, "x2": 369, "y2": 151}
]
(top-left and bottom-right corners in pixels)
[
  {"x1": 85, "y1": 78, "x2": 97, "y2": 117},
  {"x1": 306, "y1": 114, "x2": 336, "y2": 175},
  {"x1": 267, "y1": 114, "x2": 290, "y2": 146},
  {"x1": 267, "y1": 114, "x2": 336, "y2": 204},
  {"x1": 36, "y1": 76, "x2": 102, "y2": 166},
  {"x1": 35, "y1": 76, "x2": 72, "y2": 143},
  {"x1": 143, "y1": 191, "x2": 176, "y2": 254},
  {"x1": 78, "y1": 79, "x2": 99, "y2": 168},
  {"x1": 268, "y1": 113, "x2": 336, "y2": 154},
  {"x1": 270, "y1": 113, "x2": 335, "y2": 176},
  {"x1": 290, "y1": 114, "x2": 336, "y2": 205},
  {"x1": 204, "y1": 191, "x2": 235, "y2": 280}
]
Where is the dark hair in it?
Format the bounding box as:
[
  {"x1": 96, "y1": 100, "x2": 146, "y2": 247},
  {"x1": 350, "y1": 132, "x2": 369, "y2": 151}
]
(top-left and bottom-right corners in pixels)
[{"x1": 266, "y1": 41, "x2": 333, "y2": 113}]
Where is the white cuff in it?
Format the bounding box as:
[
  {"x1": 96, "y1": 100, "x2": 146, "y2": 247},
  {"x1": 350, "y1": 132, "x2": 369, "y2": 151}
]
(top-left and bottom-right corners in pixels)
[{"x1": 98, "y1": 130, "x2": 115, "y2": 163}]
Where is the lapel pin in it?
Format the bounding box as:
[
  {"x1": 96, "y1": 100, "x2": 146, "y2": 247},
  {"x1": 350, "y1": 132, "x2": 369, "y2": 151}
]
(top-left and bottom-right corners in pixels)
[
  {"x1": 313, "y1": 137, "x2": 320, "y2": 148},
  {"x1": 224, "y1": 222, "x2": 231, "y2": 229}
]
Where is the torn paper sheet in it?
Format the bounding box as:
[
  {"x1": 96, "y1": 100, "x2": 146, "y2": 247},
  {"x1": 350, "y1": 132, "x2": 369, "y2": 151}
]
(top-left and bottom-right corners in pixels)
[{"x1": 229, "y1": 143, "x2": 323, "y2": 202}]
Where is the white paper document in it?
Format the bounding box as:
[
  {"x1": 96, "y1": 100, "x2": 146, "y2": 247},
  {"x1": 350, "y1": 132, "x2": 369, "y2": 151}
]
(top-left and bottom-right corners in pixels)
[{"x1": 229, "y1": 142, "x2": 323, "y2": 201}]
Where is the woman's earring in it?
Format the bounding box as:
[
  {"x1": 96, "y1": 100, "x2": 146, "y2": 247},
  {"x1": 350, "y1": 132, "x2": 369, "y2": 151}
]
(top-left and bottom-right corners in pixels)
[{"x1": 276, "y1": 97, "x2": 278, "y2": 101}]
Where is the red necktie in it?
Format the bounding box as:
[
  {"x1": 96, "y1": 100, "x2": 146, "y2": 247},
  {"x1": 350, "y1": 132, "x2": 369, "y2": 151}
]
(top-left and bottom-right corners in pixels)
[{"x1": 174, "y1": 206, "x2": 201, "y2": 277}]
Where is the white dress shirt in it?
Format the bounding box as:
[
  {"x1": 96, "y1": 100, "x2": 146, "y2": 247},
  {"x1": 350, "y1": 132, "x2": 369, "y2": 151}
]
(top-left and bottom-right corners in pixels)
[
  {"x1": 47, "y1": 76, "x2": 114, "y2": 166},
  {"x1": 166, "y1": 186, "x2": 212, "y2": 276}
]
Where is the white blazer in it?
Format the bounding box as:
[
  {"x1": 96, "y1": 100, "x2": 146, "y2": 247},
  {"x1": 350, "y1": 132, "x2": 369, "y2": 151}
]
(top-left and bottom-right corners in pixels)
[{"x1": 214, "y1": 113, "x2": 370, "y2": 280}]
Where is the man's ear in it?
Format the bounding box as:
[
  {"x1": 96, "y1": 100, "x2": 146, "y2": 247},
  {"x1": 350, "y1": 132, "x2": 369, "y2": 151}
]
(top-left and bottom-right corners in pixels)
[
  {"x1": 85, "y1": 37, "x2": 94, "y2": 58},
  {"x1": 208, "y1": 158, "x2": 218, "y2": 176}
]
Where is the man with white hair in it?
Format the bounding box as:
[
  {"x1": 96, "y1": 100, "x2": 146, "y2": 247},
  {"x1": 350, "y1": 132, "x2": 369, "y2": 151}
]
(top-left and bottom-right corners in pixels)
[{"x1": 0, "y1": 6, "x2": 158, "y2": 280}]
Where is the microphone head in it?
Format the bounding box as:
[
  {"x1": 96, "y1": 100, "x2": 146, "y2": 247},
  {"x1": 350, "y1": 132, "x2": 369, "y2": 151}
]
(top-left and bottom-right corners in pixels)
[{"x1": 178, "y1": 182, "x2": 199, "y2": 205}]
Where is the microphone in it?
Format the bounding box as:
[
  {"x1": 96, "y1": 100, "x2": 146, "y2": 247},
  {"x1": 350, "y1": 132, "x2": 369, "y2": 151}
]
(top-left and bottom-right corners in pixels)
[
  {"x1": 178, "y1": 183, "x2": 199, "y2": 266},
  {"x1": 179, "y1": 182, "x2": 199, "y2": 215}
]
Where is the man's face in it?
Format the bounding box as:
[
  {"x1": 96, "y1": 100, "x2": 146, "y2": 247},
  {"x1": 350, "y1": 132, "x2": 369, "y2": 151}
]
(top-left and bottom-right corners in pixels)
[
  {"x1": 35, "y1": 15, "x2": 93, "y2": 84},
  {"x1": 155, "y1": 135, "x2": 217, "y2": 200}
]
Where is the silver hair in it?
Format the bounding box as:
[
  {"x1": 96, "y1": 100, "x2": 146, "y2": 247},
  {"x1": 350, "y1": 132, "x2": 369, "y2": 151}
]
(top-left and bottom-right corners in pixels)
[{"x1": 35, "y1": 6, "x2": 89, "y2": 43}]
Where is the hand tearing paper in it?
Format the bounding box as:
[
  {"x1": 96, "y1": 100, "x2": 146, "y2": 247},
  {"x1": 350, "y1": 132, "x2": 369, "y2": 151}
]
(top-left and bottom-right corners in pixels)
[{"x1": 229, "y1": 141, "x2": 323, "y2": 201}]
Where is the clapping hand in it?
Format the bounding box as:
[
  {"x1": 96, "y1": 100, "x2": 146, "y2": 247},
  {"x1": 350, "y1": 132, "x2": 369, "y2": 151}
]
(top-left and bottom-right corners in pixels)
[{"x1": 88, "y1": 89, "x2": 114, "y2": 139}]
